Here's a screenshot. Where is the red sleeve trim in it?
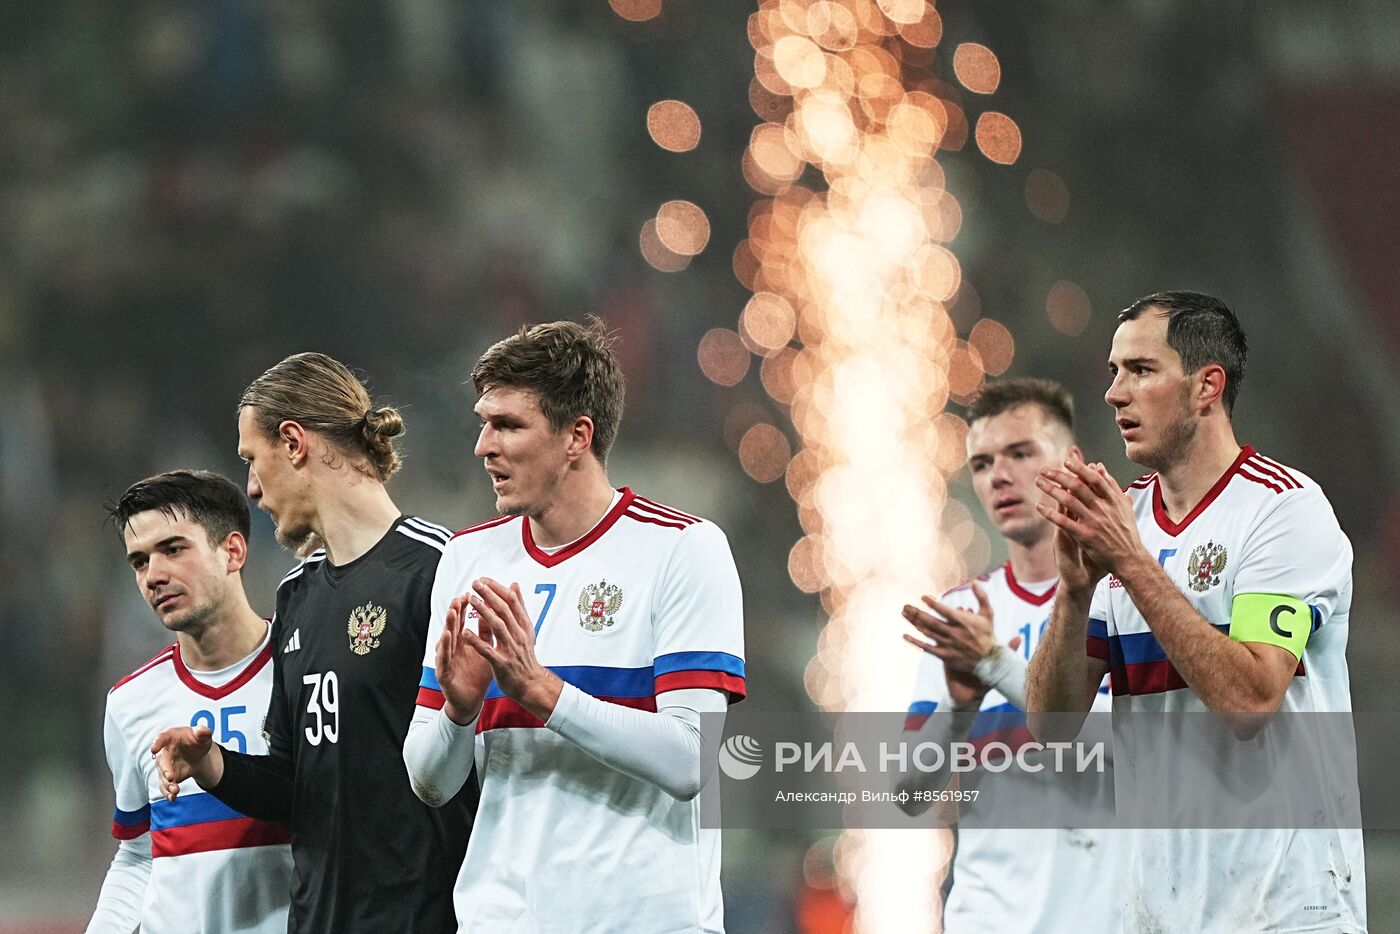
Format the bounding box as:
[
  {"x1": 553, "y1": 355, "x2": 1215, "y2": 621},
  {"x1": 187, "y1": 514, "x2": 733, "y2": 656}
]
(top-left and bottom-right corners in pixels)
[
  {"x1": 112, "y1": 820, "x2": 150, "y2": 840},
  {"x1": 416, "y1": 687, "x2": 446, "y2": 710},
  {"x1": 655, "y1": 670, "x2": 747, "y2": 700}
]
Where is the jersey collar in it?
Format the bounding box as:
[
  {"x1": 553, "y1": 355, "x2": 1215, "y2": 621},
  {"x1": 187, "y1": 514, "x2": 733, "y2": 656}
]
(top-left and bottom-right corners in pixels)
[
  {"x1": 172, "y1": 633, "x2": 274, "y2": 700},
  {"x1": 522, "y1": 487, "x2": 636, "y2": 568},
  {"x1": 1003, "y1": 562, "x2": 1056, "y2": 606},
  {"x1": 1151, "y1": 444, "x2": 1254, "y2": 537}
]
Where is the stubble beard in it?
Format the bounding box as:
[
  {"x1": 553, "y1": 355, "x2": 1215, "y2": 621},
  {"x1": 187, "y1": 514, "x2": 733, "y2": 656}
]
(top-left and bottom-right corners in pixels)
[
  {"x1": 1135, "y1": 391, "x2": 1198, "y2": 474},
  {"x1": 275, "y1": 523, "x2": 317, "y2": 555},
  {"x1": 161, "y1": 597, "x2": 218, "y2": 640}
]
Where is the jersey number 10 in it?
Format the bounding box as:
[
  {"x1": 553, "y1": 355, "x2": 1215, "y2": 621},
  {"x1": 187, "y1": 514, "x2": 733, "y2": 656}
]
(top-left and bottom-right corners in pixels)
[{"x1": 303, "y1": 671, "x2": 340, "y2": 745}]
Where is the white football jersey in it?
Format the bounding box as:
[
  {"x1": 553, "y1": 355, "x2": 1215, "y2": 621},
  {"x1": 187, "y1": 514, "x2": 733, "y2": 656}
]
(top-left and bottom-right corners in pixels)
[
  {"x1": 907, "y1": 563, "x2": 1122, "y2": 934},
  {"x1": 418, "y1": 489, "x2": 745, "y2": 933},
  {"x1": 103, "y1": 627, "x2": 292, "y2": 934},
  {"x1": 1088, "y1": 446, "x2": 1365, "y2": 932}
]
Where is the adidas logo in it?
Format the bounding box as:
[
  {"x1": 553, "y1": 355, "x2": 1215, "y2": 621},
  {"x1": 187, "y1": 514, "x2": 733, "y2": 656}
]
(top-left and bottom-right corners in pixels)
[{"x1": 284, "y1": 629, "x2": 302, "y2": 654}]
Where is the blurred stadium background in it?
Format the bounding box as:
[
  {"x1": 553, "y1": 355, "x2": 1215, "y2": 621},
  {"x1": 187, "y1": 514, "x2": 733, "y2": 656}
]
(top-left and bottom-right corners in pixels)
[{"x1": 2, "y1": 0, "x2": 1397, "y2": 931}]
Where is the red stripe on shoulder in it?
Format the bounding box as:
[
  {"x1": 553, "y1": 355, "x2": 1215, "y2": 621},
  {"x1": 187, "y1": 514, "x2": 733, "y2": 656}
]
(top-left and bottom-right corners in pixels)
[
  {"x1": 1126, "y1": 473, "x2": 1156, "y2": 491},
  {"x1": 1247, "y1": 455, "x2": 1300, "y2": 490},
  {"x1": 624, "y1": 509, "x2": 689, "y2": 531},
  {"x1": 450, "y1": 514, "x2": 516, "y2": 540},
  {"x1": 111, "y1": 647, "x2": 176, "y2": 693},
  {"x1": 1237, "y1": 464, "x2": 1284, "y2": 495},
  {"x1": 1253, "y1": 453, "x2": 1302, "y2": 488},
  {"x1": 631, "y1": 497, "x2": 700, "y2": 525}
]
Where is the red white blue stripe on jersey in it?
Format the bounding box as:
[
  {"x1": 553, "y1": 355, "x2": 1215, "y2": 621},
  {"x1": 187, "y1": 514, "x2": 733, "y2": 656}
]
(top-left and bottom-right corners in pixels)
[
  {"x1": 965, "y1": 702, "x2": 1034, "y2": 752},
  {"x1": 1088, "y1": 612, "x2": 1313, "y2": 697},
  {"x1": 418, "y1": 652, "x2": 746, "y2": 729},
  {"x1": 112, "y1": 804, "x2": 151, "y2": 840},
  {"x1": 654, "y1": 651, "x2": 746, "y2": 696},
  {"x1": 904, "y1": 701, "x2": 939, "y2": 732},
  {"x1": 904, "y1": 701, "x2": 1033, "y2": 753},
  {"x1": 146, "y1": 793, "x2": 290, "y2": 858}
]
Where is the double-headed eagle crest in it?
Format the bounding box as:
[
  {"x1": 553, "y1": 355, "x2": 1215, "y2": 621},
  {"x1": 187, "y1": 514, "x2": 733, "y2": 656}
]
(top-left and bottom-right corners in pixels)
[
  {"x1": 348, "y1": 601, "x2": 388, "y2": 654},
  {"x1": 1187, "y1": 541, "x2": 1228, "y2": 593},
  {"x1": 578, "y1": 580, "x2": 623, "y2": 633}
]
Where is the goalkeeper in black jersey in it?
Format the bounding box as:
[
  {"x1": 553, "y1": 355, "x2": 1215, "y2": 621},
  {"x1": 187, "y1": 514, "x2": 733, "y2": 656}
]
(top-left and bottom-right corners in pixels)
[{"x1": 153, "y1": 353, "x2": 475, "y2": 933}]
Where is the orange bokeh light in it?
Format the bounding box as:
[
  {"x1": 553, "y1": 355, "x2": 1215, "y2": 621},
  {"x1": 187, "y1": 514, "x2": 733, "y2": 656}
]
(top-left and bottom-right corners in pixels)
[
  {"x1": 1046, "y1": 280, "x2": 1092, "y2": 336},
  {"x1": 975, "y1": 111, "x2": 1021, "y2": 164},
  {"x1": 877, "y1": 0, "x2": 927, "y2": 26},
  {"x1": 750, "y1": 77, "x2": 794, "y2": 124},
  {"x1": 697, "y1": 329, "x2": 751, "y2": 387},
  {"x1": 968, "y1": 318, "x2": 1015, "y2": 376},
  {"x1": 788, "y1": 535, "x2": 825, "y2": 593},
  {"x1": 640, "y1": 218, "x2": 689, "y2": 272},
  {"x1": 739, "y1": 422, "x2": 793, "y2": 483},
  {"x1": 896, "y1": 4, "x2": 941, "y2": 48},
  {"x1": 647, "y1": 100, "x2": 701, "y2": 152},
  {"x1": 609, "y1": 0, "x2": 661, "y2": 22},
  {"x1": 741, "y1": 291, "x2": 799, "y2": 354},
  {"x1": 773, "y1": 35, "x2": 828, "y2": 89},
  {"x1": 809, "y1": 1, "x2": 859, "y2": 51},
  {"x1": 732, "y1": 240, "x2": 760, "y2": 290},
  {"x1": 947, "y1": 340, "x2": 985, "y2": 400},
  {"x1": 723, "y1": 401, "x2": 772, "y2": 451},
  {"x1": 750, "y1": 123, "x2": 805, "y2": 182},
  {"x1": 953, "y1": 43, "x2": 1000, "y2": 94},
  {"x1": 761, "y1": 347, "x2": 800, "y2": 405},
  {"x1": 655, "y1": 200, "x2": 711, "y2": 256},
  {"x1": 1025, "y1": 168, "x2": 1069, "y2": 223}
]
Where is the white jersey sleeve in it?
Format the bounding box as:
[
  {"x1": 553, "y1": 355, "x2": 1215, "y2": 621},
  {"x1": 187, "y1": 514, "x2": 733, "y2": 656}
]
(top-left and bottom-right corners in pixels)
[
  {"x1": 649, "y1": 521, "x2": 746, "y2": 700},
  {"x1": 103, "y1": 699, "x2": 151, "y2": 843},
  {"x1": 89, "y1": 703, "x2": 153, "y2": 933},
  {"x1": 415, "y1": 541, "x2": 459, "y2": 711},
  {"x1": 403, "y1": 535, "x2": 481, "y2": 805},
  {"x1": 1232, "y1": 486, "x2": 1352, "y2": 629}
]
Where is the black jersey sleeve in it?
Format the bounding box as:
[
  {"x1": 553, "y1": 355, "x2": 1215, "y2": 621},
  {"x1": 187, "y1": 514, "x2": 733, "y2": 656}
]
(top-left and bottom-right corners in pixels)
[{"x1": 208, "y1": 605, "x2": 294, "y2": 824}]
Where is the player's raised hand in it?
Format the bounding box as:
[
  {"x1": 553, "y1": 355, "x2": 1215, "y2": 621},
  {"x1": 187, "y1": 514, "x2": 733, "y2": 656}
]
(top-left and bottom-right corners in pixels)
[
  {"x1": 436, "y1": 594, "x2": 494, "y2": 725},
  {"x1": 462, "y1": 578, "x2": 565, "y2": 721},
  {"x1": 901, "y1": 582, "x2": 997, "y2": 673},
  {"x1": 1036, "y1": 454, "x2": 1143, "y2": 579},
  {"x1": 150, "y1": 725, "x2": 222, "y2": 801}
]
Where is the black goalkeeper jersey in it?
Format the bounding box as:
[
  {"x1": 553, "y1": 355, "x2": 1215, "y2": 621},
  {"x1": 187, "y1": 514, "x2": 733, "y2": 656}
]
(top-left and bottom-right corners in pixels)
[{"x1": 212, "y1": 516, "x2": 475, "y2": 933}]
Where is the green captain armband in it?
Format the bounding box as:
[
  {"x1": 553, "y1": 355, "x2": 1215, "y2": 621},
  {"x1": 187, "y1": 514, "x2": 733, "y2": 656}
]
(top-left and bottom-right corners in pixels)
[{"x1": 1229, "y1": 593, "x2": 1312, "y2": 661}]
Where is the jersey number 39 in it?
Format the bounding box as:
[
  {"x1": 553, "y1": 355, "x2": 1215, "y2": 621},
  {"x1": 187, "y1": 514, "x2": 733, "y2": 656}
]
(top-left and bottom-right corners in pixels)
[{"x1": 303, "y1": 671, "x2": 340, "y2": 745}]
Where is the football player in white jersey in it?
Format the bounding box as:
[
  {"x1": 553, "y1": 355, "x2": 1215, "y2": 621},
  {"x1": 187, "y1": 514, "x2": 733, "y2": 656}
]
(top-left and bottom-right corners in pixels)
[
  {"x1": 403, "y1": 318, "x2": 746, "y2": 933},
  {"x1": 1028, "y1": 291, "x2": 1366, "y2": 932},
  {"x1": 89, "y1": 470, "x2": 292, "y2": 934},
  {"x1": 900, "y1": 378, "x2": 1121, "y2": 933}
]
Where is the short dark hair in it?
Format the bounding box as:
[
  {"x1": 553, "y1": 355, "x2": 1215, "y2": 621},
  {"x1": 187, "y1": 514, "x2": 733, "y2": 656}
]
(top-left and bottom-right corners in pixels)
[
  {"x1": 967, "y1": 377, "x2": 1074, "y2": 434},
  {"x1": 471, "y1": 317, "x2": 626, "y2": 463},
  {"x1": 1119, "y1": 290, "x2": 1248, "y2": 414},
  {"x1": 107, "y1": 470, "x2": 251, "y2": 546}
]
